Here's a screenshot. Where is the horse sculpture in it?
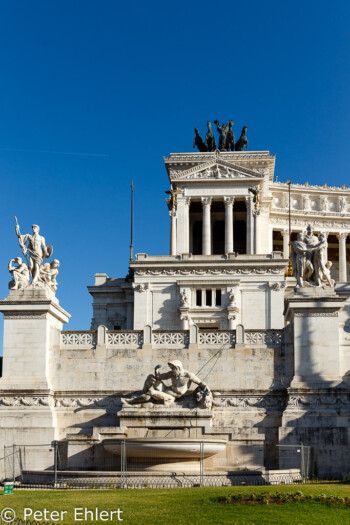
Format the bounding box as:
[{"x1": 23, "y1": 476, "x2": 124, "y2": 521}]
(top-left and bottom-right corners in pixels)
[
  {"x1": 226, "y1": 120, "x2": 235, "y2": 151},
  {"x1": 205, "y1": 121, "x2": 216, "y2": 151},
  {"x1": 193, "y1": 128, "x2": 207, "y2": 152},
  {"x1": 235, "y1": 126, "x2": 248, "y2": 151}
]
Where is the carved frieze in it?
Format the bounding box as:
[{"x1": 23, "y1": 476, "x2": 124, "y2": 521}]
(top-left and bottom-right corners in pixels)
[
  {"x1": 134, "y1": 267, "x2": 284, "y2": 276},
  {"x1": 3, "y1": 392, "x2": 349, "y2": 413},
  {"x1": 169, "y1": 160, "x2": 265, "y2": 182},
  {"x1": 3, "y1": 313, "x2": 47, "y2": 320},
  {"x1": 213, "y1": 395, "x2": 287, "y2": 410},
  {"x1": 0, "y1": 396, "x2": 50, "y2": 407},
  {"x1": 287, "y1": 393, "x2": 350, "y2": 408},
  {"x1": 53, "y1": 397, "x2": 121, "y2": 411},
  {"x1": 270, "y1": 217, "x2": 350, "y2": 229},
  {"x1": 294, "y1": 312, "x2": 339, "y2": 317}
]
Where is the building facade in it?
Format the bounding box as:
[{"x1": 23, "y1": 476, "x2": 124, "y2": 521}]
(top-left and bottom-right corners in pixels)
[
  {"x1": 1, "y1": 149, "x2": 350, "y2": 480},
  {"x1": 89, "y1": 150, "x2": 350, "y2": 332}
]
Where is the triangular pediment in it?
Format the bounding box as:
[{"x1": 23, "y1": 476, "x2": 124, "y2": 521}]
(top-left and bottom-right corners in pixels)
[{"x1": 169, "y1": 159, "x2": 265, "y2": 181}]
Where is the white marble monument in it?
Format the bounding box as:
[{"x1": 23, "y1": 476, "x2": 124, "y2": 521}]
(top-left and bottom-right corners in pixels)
[{"x1": 1, "y1": 148, "x2": 350, "y2": 480}]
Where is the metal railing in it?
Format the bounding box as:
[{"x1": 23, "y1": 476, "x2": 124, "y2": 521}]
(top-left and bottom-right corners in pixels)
[{"x1": 1, "y1": 441, "x2": 310, "y2": 489}]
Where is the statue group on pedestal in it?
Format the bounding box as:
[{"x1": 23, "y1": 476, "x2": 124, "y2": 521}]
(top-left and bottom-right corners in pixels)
[
  {"x1": 8, "y1": 217, "x2": 59, "y2": 293},
  {"x1": 193, "y1": 121, "x2": 248, "y2": 152},
  {"x1": 122, "y1": 360, "x2": 213, "y2": 410},
  {"x1": 291, "y1": 224, "x2": 335, "y2": 288}
]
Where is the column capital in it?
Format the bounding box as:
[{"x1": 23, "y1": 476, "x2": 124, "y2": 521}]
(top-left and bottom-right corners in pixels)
[
  {"x1": 336, "y1": 232, "x2": 348, "y2": 241},
  {"x1": 282, "y1": 228, "x2": 289, "y2": 237},
  {"x1": 201, "y1": 196, "x2": 212, "y2": 206},
  {"x1": 224, "y1": 196, "x2": 235, "y2": 207},
  {"x1": 245, "y1": 195, "x2": 252, "y2": 203},
  {"x1": 169, "y1": 209, "x2": 177, "y2": 219},
  {"x1": 185, "y1": 197, "x2": 191, "y2": 207}
]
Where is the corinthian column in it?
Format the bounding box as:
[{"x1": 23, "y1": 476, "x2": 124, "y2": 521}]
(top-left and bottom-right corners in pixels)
[
  {"x1": 252, "y1": 207, "x2": 260, "y2": 255},
  {"x1": 337, "y1": 232, "x2": 348, "y2": 282},
  {"x1": 183, "y1": 197, "x2": 190, "y2": 253},
  {"x1": 169, "y1": 209, "x2": 177, "y2": 255},
  {"x1": 224, "y1": 197, "x2": 235, "y2": 253},
  {"x1": 201, "y1": 197, "x2": 212, "y2": 255},
  {"x1": 282, "y1": 229, "x2": 289, "y2": 259},
  {"x1": 245, "y1": 195, "x2": 252, "y2": 254}
]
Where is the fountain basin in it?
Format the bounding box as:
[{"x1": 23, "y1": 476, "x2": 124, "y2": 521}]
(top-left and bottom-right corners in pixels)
[{"x1": 103, "y1": 438, "x2": 226, "y2": 473}]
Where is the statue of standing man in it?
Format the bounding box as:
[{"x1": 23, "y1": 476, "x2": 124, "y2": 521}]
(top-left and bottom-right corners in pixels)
[
  {"x1": 214, "y1": 120, "x2": 228, "y2": 151},
  {"x1": 15, "y1": 218, "x2": 52, "y2": 284}
]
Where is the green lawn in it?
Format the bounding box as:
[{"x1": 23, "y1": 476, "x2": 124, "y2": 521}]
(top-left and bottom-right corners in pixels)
[{"x1": 1, "y1": 484, "x2": 350, "y2": 525}]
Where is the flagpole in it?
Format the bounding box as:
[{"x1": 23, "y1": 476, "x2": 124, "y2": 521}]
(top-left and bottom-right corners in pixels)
[
  {"x1": 129, "y1": 181, "x2": 134, "y2": 262},
  {"x1": 287, "y1": 179, "x2": 293, "y2": 276}
]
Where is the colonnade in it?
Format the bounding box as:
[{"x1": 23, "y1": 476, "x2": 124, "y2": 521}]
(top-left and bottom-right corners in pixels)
[
  {"x1": 170, "y1": 195, "x2": 255, "y2": 256},
  {"x1": 171, "y1": 198, "x2": 349, "y2": 282}
]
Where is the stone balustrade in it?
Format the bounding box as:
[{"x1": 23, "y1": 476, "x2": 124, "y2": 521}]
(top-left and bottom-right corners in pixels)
[
  {"x1": 61, "y1": 331, "x2": 97, "y2": 349},
  {"x1": 198, "y1": 330, "x2": 235, "y2": 346},
  {"x1": 107, "y1": 330, "x2": 143, "y2": 348},
  {"x1": 244, "y1": 330, "x2": 282, "y2": 345},
  {"x1": 153, "y1": 330, "x2": 189, "y2": 348},
  {"x1": 60, "y1": 328, "x2": 283, "y2": 350}
]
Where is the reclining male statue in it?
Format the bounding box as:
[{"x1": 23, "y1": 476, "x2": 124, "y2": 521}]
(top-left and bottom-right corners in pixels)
[{"x1": 122, "y1": 360, "x2": 212, "y2": 408}]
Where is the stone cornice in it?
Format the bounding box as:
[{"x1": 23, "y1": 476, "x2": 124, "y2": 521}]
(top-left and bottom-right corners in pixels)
[
  {"x1": 131, "y1": 256, "x2": 287, "y2": 277},
  {"x1": 176, "y1": 279, "x2": 241, "y2": 287},
  {"x1": 168, "y1": 160, "x2": 266, "y2": 183},
  {"x1": 0, "y1": 299, "x2": 70, "y2": 323},
  {"x1": 270, "y1": 209, "x2": 350, "y2": 219},
  {"x1": 163, "y1": 151, "x2": 276, "y2": 180},
  {"x1": 271, "y1": 181, "x2": 350, "y2": 193},
  {"x1": 270, "y1": 216, "x2": 350, "y2": 230}
]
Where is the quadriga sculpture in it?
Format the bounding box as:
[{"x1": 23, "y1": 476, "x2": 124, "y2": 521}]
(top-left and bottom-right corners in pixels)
[
  {"x1": 235, "y1": 126, "x2": 248, "y2": 151},
  {"x1": 205, "y1": 121, "x2": 216, "y2": 152},
  {"x1": 193, "y1": 128, "x2": 207, "y2": 152}
]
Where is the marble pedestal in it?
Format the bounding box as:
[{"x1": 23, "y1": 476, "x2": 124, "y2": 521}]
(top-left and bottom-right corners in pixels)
[
  {"x1": 0, "y1": 287, "x2": 70, "y2": 391},
  {"x1": 0, "y1": 287, "x2": 70, "y2": 478},
  {"x1": 117, "y1": 406, "x2": 213, "y2": 438},
  {"x1": 284, "y1": 288, "x2": 345, "y2": 388},
  {"x1": 281, "y1": 288, "x2": 350, "y2": 478}
]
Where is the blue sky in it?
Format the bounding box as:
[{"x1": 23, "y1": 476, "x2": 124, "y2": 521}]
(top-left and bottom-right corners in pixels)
[{"x1": 0, "y1": 1, "x2": 349, "y2": 350}]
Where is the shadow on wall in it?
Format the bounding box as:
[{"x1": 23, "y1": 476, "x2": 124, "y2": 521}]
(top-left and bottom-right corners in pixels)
[
  {"x1": 250, "y1": 324, "x2": 293, "y2": 470},
  {"x1": 156, "y1": 285, "x2": 181, "y2": 329},
  {"x1": 279, "y1": 313, "x2": 350, "y2": 479}
]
